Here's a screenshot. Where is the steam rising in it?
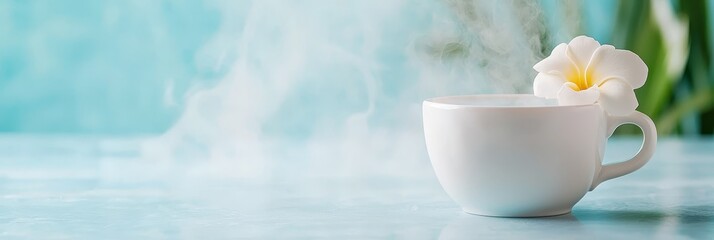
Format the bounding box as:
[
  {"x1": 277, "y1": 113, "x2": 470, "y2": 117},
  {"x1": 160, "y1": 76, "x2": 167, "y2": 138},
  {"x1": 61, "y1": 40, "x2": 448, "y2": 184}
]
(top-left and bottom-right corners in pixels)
[{"x1": 141, "y1": 0, "x2": 551, "y2": 180}]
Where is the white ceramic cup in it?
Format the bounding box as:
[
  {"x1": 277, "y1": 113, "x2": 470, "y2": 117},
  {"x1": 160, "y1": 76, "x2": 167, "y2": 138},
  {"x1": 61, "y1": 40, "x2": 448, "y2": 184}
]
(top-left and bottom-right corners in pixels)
[{"x1": 423, "y1": 94, "x2": 656, "y2": 217}]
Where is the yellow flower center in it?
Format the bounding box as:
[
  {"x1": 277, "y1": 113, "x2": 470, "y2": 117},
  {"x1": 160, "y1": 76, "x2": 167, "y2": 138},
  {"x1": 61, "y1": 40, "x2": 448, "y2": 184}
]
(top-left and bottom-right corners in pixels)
[{"x1": 566, "y1": 67, "x2": 593, "y2": 91}]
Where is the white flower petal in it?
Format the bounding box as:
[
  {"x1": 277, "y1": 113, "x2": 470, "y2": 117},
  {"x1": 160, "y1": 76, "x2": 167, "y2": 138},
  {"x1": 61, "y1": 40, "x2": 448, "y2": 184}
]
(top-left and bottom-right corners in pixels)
[
  {"x1": 566, "y1": 36, "x2": 601, "y2": 72},
  {"x1": 533, "y1": 73, "x2": 567, "y2": 99},
  {"x1": 557, "y1": 83, "x2": 600, "y2": 106},
  {"x1": 598, "y1": 78, "x2": 639, "y2": 116},
  {"x1": 533, "y1": 43, "x2": 577, "y2": 77},
  {"x1": 587, "y1": 45, "x2": 648, "y2": 89}
]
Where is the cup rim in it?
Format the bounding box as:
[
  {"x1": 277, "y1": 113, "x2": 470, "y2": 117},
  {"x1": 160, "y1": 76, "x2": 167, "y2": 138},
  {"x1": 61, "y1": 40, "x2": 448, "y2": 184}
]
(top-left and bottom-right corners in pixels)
[{"x1": 424, "y1": 94, "x2": 596, "y2": 110}]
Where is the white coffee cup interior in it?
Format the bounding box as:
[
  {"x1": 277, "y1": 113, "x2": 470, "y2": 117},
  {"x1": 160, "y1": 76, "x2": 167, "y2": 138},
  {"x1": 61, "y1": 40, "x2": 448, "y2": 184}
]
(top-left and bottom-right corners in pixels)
[{"x1": 427, "y1": 94, "x2": 560, "y2": 107}]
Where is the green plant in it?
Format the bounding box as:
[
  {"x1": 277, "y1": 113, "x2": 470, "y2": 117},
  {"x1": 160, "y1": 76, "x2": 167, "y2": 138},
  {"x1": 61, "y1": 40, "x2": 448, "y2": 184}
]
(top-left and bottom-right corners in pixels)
[{"x1": 614, "y1": 0, "x2": 714, "y2": 135}]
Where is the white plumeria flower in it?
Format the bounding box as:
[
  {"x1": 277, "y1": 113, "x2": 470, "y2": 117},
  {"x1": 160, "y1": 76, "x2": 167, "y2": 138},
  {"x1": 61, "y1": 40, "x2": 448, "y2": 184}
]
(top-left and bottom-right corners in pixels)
[{"x1": 533, "y1": 36, "x2": 648, "y2": 116}]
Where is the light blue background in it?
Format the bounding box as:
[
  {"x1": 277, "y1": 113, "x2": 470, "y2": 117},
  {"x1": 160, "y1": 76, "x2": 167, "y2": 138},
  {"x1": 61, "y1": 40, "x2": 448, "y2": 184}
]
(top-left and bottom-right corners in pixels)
[
  {"x1": 0, "y1": 0, "x2": 617, "y2": 134},
  {"x1": 0, "y1": 1, "x2": 222, "y2": 133}
]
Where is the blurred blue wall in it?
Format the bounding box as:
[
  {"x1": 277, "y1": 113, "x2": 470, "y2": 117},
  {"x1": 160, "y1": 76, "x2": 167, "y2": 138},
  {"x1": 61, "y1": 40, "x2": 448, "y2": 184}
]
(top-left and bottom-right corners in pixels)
[
  {"x1": 0, "y1": 0, "x2": 616, "y2": 135},
  {"x1": 0, "y1": 1, "x2": 221, "y2": 134}
]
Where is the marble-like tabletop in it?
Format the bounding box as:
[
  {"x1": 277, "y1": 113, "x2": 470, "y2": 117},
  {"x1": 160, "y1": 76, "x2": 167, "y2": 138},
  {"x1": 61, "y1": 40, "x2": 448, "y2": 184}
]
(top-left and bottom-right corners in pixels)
[{"x1": 0, "y1": 136, "x2": 712, "y2": 239}]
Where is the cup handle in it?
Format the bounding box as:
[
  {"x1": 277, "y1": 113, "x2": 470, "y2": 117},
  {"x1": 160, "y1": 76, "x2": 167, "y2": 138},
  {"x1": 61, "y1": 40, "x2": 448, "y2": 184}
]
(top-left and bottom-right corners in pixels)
[{"x1": 590, "y1": 111, "x2": 657, "y2": 190}]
